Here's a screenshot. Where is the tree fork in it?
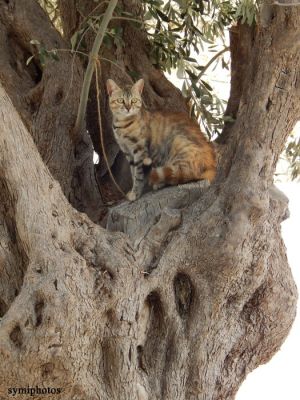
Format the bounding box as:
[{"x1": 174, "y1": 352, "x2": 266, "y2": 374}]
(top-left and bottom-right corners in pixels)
[
  {"x1": 0, "y1": 1, "x2": 299, "y2": 400},
  {"x1": 0, "y1": 70, "x2": 297, "y2": 399}
]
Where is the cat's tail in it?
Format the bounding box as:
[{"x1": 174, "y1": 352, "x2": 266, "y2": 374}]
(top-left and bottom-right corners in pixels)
[{"x1": 149, "y1": 164, "x2": 215, "y2": 188}]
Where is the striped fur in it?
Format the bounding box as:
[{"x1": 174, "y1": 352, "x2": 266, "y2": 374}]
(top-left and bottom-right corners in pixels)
[{"x1": 106, "y1": 79, "x2": 216, "y2": 201}]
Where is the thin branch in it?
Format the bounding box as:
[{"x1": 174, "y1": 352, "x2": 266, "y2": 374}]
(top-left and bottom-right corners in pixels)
[
  {"x1": 111, "y1": 16, "x2": 144, "y2": 24},
  {"x1": 78, "y1": 1, "x2": 109, "y2": 29},
  {"x1": 73, "y1": 0, "x2": 119, "y2": 141},
  {"x1": 273, "y1": 1, "x2": 300, "y2": 5},
  {"x1": 64, "y1": 23, "x2": 95, "y2": 102},
  {"x1": 197, "y1": 47, "x2": 229, "y2": 80},
  {"x1": 95, "y1": 61, "x2": 126, "y2": 199},
  {"x1": 50, "y1": 48, "x2": 89, "y2": 57}
]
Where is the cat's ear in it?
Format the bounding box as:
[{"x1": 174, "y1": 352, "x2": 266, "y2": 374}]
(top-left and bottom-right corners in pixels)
[
  {"x1": 132, "y1": 79, "x2": 144, "y2": 95},
  {"x1": 106, "y1": 79, "x2": 120, "y2": 96}
]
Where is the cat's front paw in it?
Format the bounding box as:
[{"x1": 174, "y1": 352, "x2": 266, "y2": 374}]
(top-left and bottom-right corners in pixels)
[
  {"x1": 152, "y1": 183, "x2": 165, "y2": 191},
  {"x1": 143, "y1": 157, "x2": 152, "y2": 166},
  {"x1": 126, "y1": 191, "x2": 137, "y2": 202}
]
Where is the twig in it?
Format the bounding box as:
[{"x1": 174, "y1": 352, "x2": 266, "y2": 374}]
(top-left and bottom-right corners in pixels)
[
  {"x1": 111, "y1": 16, "x2": 144, "y2": 23},
  {"x1": 273, "y1": 1, "x2": 300, "y2": 5},
  {"x1": 63, "y1": 25, "x2": 92, "y2": 105},
  {"x1": 74, "y1": 0, "x2": 119, "y2": 140},
  {"x1": 51, "y1": 48, "x2": 88, "y2": 57},
  {"x1": 78, "y1": 1, "x2": 109, "y2": 29},
  {"x1": 94, "y1": 59, "x2": 126, "y2": 199},
  {"x1": 197, "y1": 47, "x2": 229, "y2": 81}
]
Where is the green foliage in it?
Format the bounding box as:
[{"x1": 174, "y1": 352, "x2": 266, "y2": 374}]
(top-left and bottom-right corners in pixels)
[
  {"x1": 235, "y1": 0, "x2": 259, "y2": 25},
  {"x1": 35, "y1": 0, "x2": 300, "y2": 177},
  {"x1": 28, "y1": 40, "x2": 59, "y2": 67},
  {"x1": 33, "y1": 1, "x2": 262, "y2": 138},
  {"x1": 35, "y1": 1, "x2": 262, "y2": 137},
  {"x1": 286, "y1": 135, "x2": 300, "y2": 180},
  {"x1": 68, "y1": 1, "x2": 240, "y2": 137},
  {"x1": 138, "y1": 1, "x2": 264, "y2": 137},
  {"x1": 141, "y1": 0, "x2": 237, "y2": 137},
  {"x1": 38, "y1": 0, "x2": 62, "y2": 31}
]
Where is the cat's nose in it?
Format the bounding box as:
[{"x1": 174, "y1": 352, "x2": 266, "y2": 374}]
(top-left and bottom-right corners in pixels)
[{"x1": 125, "y1": 105, "x2": 131, "y2": 111}]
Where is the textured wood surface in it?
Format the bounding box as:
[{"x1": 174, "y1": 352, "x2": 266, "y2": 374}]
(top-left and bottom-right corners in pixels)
[
  {"x1": 107, "y1": 181, "x2": 209, "y2": 241},
  {"x1": 0, "y1": 1, "x2": 300, "y2": 398}
]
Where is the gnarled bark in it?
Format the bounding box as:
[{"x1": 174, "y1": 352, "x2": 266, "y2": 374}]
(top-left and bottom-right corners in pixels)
[
  {"x1": 0, "y1": 0, "x2": 102, "y2": 220},
  {"x1": 0, "y1": 1, "x2": 299, "y2": 399}
]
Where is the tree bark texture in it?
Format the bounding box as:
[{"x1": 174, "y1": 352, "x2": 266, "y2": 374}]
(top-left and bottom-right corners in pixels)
[
  {"x1": 0, "y1": 0, "x2": 103, "y2": 220},
  {"x1": 0, "y1": 1, "x2": 299, "y2": 400}
]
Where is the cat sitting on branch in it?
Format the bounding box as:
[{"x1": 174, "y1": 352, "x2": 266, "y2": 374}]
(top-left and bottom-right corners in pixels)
[{"x1": 107, "y1": 78, "x2": 216, "y2": 201}]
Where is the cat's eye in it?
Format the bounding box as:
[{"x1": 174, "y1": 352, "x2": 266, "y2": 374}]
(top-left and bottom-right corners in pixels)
[
  {"x1": 117, "y1": 98, "x2": 123, "y2": 104},
  {"x1": 131, "y1": 98, "x2": 139, "y2": 104}
]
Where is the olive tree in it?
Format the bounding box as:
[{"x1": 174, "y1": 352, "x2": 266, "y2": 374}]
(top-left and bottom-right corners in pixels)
[{"x1": 0, "y1": 1, "x2": 298, "y2": 399}]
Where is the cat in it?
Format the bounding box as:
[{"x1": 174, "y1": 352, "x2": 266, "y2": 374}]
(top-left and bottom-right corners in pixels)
[{"x1": 106, "y1": 78, "x2": 216, "y2": 201}]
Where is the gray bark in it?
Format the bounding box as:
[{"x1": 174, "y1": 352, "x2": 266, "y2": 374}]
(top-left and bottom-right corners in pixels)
[
  {"x1": 0, "y1": 0, "x2": 103, "y2": 220},
  {"x1": 0, "y1": 1, "x2": 299, "y2": 399},
  {"x1": 0, "y1": 76, "x2": 297, "y2": 398}
]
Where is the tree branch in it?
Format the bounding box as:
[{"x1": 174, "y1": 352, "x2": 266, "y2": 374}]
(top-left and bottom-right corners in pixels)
[
  {"x1": 217, "y1": 23, "x2": 255, "y2": 146},
  {"x1": 0, "y1": 73, "x2": 297, "y2": 398},
  {"x1": 73, "y1": 0, "x2": 119, "y2": 141},
  {"x1": 217, "y1": 6, "x2": 300, "y2": 197},
  {"x1": 197, "y1": 47, "x2": 229, "y2": 81}
]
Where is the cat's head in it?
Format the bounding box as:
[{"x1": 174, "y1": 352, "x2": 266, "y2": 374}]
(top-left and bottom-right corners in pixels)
[{"x1": 106, "y1": 79, "x2": 144, "y2": 118}]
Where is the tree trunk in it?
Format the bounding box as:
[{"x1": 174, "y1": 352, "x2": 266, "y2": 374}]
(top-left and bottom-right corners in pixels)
[
  {"x1": 0, "y1": 0, "x2": 103, "y2": 220},
  {"x1": 0, "y1": 1, "x2": 298, "y2": 400}
]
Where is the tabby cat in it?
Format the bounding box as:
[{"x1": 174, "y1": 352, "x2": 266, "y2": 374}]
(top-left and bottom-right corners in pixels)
[{"x1": 107, "y1": 78, "x2": 216, "y2": 201}]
